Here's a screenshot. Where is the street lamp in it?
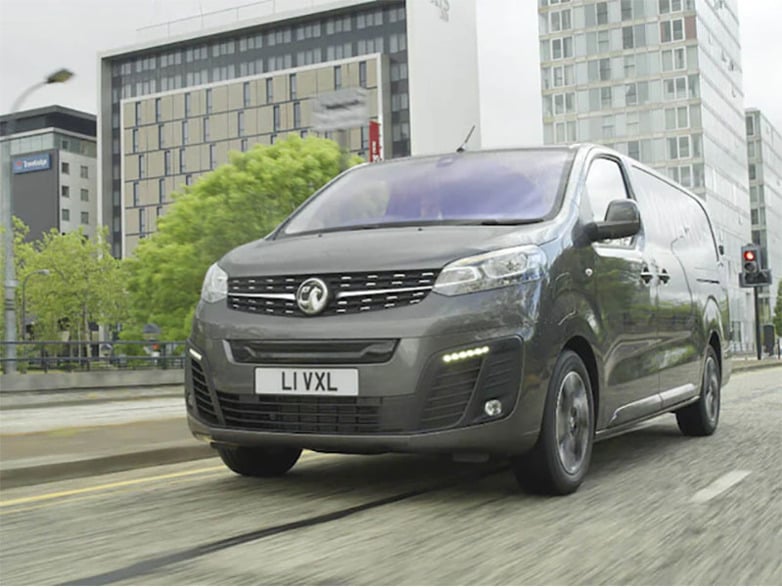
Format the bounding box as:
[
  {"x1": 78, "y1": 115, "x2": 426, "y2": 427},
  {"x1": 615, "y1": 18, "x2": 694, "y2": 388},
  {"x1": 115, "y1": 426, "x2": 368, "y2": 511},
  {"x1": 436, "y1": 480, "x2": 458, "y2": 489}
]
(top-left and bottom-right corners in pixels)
[
  {"x1": 21, "y1": 269, "x2": 51, "y2": 341},
  {"x1": 2, "y1": 68, "x2": 74, "y2": 374}
]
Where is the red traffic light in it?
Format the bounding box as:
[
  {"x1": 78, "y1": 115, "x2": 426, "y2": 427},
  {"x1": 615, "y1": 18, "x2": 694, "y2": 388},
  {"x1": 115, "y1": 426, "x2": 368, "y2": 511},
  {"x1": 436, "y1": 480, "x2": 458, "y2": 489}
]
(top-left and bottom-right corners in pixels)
[{"x1": 743, "y1": 250, "x2": 756, "y2": 262}]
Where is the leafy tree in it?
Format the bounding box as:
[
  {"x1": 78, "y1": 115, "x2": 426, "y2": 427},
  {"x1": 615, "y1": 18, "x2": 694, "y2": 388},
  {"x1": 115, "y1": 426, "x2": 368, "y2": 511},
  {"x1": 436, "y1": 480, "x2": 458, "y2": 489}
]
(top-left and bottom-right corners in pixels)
[
  {"x1": 774, "y1": 285, "x2": 782, "y2": 337},
  {"x1": 124, "y1": 135, "x2": 362, "y2": 340},
  {"x1": 13, "y1": 221, "x2": 128, "y2": 343}
]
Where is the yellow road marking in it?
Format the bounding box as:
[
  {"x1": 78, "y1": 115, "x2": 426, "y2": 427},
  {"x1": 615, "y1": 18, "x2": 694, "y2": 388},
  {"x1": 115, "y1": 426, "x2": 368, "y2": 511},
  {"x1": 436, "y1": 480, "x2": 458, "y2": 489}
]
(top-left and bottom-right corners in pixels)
[
  {"x1": 0, "y1": 465, "x2": 226, "y2": 507},
  {"x1": 0, "y1": 450, "x2": 331, "y2": 508}
]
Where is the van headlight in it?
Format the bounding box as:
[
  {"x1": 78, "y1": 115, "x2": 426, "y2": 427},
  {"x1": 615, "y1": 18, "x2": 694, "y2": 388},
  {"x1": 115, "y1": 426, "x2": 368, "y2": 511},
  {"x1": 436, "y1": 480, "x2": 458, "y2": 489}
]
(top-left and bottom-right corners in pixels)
[
  {"x1": 433, "y1": 246, "x2": 546, "y2": 296},
  {"x1": 201, "y1": 263, "x2": 228, "y2": 303}
]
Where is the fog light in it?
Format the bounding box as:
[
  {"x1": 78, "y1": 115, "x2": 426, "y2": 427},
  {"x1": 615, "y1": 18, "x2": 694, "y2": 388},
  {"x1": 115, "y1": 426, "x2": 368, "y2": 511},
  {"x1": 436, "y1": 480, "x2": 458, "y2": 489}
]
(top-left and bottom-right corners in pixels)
[
  {"x1": 443, "y1": 345, "x2": 490, "y2": 363},
  {"x1": 484, "y1": 399, "x2": 502, "y2": 417}
]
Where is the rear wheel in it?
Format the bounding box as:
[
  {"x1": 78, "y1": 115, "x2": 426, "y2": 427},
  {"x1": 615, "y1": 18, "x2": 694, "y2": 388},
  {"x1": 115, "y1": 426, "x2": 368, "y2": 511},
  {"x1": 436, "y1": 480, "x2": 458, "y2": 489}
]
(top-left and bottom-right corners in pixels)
[
  {"x1": 511, "y1": 351, "x2": 594, "y2": 495},
  {"x1": 676, "y1": 346, "x2": 720, "y2": 436},
  {"x1": 217, "y1": 445, "x2": 302, "y2": 477}
]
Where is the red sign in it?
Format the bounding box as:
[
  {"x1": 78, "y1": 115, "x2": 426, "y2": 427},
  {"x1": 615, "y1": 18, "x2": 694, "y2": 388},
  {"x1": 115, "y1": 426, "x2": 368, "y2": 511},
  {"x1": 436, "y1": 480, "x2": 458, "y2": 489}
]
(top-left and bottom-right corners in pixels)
[{"x1": 369, "y1": 120, "x2": 382, "y2": 162}]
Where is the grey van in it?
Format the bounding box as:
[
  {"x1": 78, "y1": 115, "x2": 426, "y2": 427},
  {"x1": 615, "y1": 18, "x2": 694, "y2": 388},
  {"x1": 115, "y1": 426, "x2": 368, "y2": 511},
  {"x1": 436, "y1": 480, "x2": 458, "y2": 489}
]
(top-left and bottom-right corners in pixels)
[{"x1": 187, "y1": 144, "x2": 731, "y2": 495}]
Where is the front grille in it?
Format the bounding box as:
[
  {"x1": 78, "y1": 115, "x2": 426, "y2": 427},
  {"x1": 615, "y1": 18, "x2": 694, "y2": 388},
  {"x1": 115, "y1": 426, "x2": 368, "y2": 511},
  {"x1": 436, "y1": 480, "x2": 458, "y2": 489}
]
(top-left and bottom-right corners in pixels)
[
  {"x1": 215, "y1": 392, "x2": 382, "y2": 434},
  {"x1": 420, "y1": 357, "x2": 483, "y2": 430},
  {"x1": 229, "y1": 339, "x2": 398, "y2": 364},
  {"x1": 191, "y1": 359, "x2": 218, "y2": 424},
  {"x1": 228, "y1": 269, "x2": 440, "y2": 317}
]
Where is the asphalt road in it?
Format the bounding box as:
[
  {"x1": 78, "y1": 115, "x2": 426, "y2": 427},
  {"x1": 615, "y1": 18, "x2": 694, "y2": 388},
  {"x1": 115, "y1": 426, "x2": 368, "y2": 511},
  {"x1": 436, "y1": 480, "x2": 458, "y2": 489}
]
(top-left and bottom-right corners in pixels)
[{"x1": 1, "y1": 368, "x2": 780, "y2": 585}]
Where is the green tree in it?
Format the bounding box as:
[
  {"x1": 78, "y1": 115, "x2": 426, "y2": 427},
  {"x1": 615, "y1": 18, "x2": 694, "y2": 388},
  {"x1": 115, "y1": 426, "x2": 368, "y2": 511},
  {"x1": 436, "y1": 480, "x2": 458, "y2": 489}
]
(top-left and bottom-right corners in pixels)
[
  {"x1": 14, "y1": 221, "x2": 128, "y2": 343},
  {"x1": 774, "y1": 285, "x2": 782, "y2": 337},
  {"x1": 124, "y1": 135, "x2": 362, "y2": 340}
]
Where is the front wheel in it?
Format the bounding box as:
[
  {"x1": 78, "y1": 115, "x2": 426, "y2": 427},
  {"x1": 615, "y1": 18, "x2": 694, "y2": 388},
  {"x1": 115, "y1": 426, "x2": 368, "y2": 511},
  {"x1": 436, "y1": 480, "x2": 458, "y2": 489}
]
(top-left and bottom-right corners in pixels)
[
  {"x1": 511, "y1": 350, "x2": 595, "y2": 495},
  {"x1": 676, "y1": 346, "x2": 720, "y2": 437},
  {"x1": 217, "y1": 445, "x2": 302, "y2": 477}
]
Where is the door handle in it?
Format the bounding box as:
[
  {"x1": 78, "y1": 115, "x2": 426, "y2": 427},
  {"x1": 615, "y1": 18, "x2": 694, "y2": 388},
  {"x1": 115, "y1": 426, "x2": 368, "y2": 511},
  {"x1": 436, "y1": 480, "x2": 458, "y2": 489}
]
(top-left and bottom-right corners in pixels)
[
  {"x1": 658, "y1": 269, "x2": 670, "y2": 284},
  {"x1": 640, "y1": 267, "x2": 654, "y2": 284}
]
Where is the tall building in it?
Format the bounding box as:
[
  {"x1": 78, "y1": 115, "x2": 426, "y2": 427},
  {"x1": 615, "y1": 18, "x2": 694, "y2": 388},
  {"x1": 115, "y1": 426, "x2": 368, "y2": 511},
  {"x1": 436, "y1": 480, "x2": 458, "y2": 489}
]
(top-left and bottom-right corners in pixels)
[
  {"x1": 745, "y1": 108, "x2": 781, "y2": 327},
  {"x1": 98, "y1": 0, "x2": 536, "y2": 257},
  {"x1": 0, "y1": 106, "x2": 98, "y2": 242},
  {"x1": 538, "y1": 0, "x2": 752, "y2": 349}
]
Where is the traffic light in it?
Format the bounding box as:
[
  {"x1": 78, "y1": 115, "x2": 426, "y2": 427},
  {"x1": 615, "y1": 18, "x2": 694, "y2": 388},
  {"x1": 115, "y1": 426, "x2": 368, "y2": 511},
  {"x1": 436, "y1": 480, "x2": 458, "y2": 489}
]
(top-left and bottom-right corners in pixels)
[{"x1": 739, "y1": 243, "x2": 772, "y2": 287}]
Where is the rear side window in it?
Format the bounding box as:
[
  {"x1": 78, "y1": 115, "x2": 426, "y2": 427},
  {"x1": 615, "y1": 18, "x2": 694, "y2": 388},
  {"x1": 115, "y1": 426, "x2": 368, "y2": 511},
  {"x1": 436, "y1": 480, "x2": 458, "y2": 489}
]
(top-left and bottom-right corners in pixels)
[{"x1": 630, "y1": 166, "x2": 718, "y2": 262}]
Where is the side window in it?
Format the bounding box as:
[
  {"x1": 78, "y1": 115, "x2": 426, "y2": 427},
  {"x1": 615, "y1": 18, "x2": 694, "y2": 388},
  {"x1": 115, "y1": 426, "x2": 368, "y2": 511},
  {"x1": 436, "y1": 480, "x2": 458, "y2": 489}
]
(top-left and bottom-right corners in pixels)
[{"x1": 584, "y1": 158, "x2": 630, "y2": 222}]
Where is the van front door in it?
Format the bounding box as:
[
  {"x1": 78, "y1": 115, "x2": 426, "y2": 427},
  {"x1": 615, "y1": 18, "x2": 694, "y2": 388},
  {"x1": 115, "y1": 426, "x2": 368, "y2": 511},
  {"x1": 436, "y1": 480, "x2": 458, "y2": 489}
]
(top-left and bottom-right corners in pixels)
[{"x1": 582, "y1": 157, "x2": 661, "y2": 428}]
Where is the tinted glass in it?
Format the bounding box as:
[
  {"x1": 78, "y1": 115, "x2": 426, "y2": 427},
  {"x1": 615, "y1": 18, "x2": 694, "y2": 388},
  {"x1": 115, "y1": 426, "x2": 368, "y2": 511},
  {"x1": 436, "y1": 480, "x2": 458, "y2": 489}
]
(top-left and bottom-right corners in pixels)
[{"x1": 281, "y1": 150, "x2": 574, "y2": 236}]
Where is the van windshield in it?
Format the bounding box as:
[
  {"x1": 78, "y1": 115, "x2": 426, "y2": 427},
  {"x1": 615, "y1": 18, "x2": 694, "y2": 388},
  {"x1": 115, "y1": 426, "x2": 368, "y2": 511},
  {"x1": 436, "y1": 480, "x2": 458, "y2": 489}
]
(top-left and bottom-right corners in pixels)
[{"x1": 280, "y1": 149, "x2": 574, "y2": 236}]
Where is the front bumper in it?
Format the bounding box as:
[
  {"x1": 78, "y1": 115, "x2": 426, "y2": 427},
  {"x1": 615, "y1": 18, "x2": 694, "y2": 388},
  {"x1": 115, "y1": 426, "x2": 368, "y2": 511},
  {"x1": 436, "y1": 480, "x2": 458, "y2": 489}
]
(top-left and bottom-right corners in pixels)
[{"x1": 185, "y1": 287, "x2": 547, "y2": 455}]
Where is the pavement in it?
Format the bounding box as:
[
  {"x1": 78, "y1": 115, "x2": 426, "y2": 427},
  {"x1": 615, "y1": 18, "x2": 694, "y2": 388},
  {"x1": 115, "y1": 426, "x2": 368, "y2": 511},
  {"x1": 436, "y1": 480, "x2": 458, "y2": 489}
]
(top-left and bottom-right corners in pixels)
[{"x1": 0, "y1": 359, "x2": 779, "y2": 490}]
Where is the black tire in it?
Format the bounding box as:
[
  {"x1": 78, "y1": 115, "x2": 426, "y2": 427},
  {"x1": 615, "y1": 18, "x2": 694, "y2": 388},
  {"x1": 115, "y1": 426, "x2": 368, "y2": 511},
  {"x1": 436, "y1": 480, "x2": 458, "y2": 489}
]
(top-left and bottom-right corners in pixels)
[
  {"x1": 676, "y1": 346, "x2": 720, "y2": 437},
  {"x1": 511, "y1": 351, "x2": 595, "y2": 496},
  {"x1": 217, "y1": 445, "x2": 302, "y2": 477}
]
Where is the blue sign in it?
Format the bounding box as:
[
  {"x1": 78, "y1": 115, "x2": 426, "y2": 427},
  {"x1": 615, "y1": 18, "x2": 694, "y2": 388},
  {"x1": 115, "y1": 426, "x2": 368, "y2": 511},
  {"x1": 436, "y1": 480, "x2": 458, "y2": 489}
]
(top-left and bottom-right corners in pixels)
[{"x1": 13, "y1": 153, "x2": 51, "y2": 174}]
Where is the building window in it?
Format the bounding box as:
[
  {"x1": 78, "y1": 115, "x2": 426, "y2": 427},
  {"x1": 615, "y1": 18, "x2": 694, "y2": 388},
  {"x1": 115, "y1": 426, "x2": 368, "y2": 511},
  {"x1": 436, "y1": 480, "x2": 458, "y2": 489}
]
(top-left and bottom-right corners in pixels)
[
  {"x1": 206, "y1": 89, "x2": 213, "y2": 113},
  {"x1": 184, "y1": 93, "x2": 192, "y2": 117},
  {"x1": 132, "y1": 129, "x2": 139, "y2": 153},
  {"x1": 659, "y1": 0, "x2": 683, "y2": 14},
  {"x1": 553, "y1": 92, "x2": 575, "y2": 114},
  {"x1": 665, "y1": 106, "x2": 689, "y2": 130},
  {"x1": 550, "y1": 8, "x2": 572, "y2": 32},
  {"x1": 293, "y1": 102, "x2": 301, "y2": 128},
  {"x1": 203, "y1": 117, "x2": 210, "y2": 141},
  {"x1": 289, "y1": 73, "x2": 297, "y2": 99},
  {"x1": 599, "y1": 58, "x2": 611, "y2": 81},
  {"x1": 266, "y1": 78, "x2": 273, "y2": 102},
  {"x1": 661, "y1": 47, "x2": 687, "y2": 71},
  {"x1": 621, "y1": 0, "x2": 633, "y2": 20},
  {"x1": 210, "y1": 144, "x2": 217, "y2": 169},
  {"x1": 550, "y1": 37, "x2": 573, "y2": 60},
  {"x1": 164, "y1": 150, "x2": 171, "y2": 175},
  {"x1": 159, "y1": 178, "x2": 165, "y2": 203},
  {"x1": 661, "y1": 19, "x2": 684, "y2": 43},
  {"x1": 80, "y1": 188, "x2": 89, "y2": 201},
  {"x1": 139, "y1": 154, "x2": 145, "y2": 178},
  {"x1": 61, "y1": 185, "x2": 70, "y2": 198},
  {"x1": 334, "y1": 65, "x2": 342, "y2": 89},
  {"x1": 182, "y1": 120, "x2": 189, "y2": 144},
  {"x1": 135, "y1": 102, "x2": 141, "y2": 125},
  {"x1": 179, "y1": 148, "x2": 186, "y2": 172},
  {"x1": 664, "y1": 76, "x2": 689, "y2": 100},
  {"x1": 749, "y1": 164, "x2": 756, "y2": 180},
  {"x1": 359, "y1": 61, "x2": 367, "y2": 88},
  {"x1": 596, "y1": 2, "x2": 609, "y2": 24},
  {"x1": 139, "y1": 209, "x2": 146, "y2": 237},
  {"x1": 273, "y1": 105, "x2": 280, "y2": 131},
  {"x1": 238, "y1": 111, "x2": 245, "y2": 136},
  {"x1": 186, "y1": 174, "x2": 193, "y2": 186},
  {"x1": 158, "y1": 124, "x2": 165, "y2": 148},
  {"x1": 133, "y1": 182, "x2": 139, "y2": 206},
  {"x1": 601, "y1": 86, "x2": 612, "y2": 107},
  {"x1": 155, "y1": 98, "x2": 161, "y2": 122},
  {"x1": 746, "y1": 116, "x2": 755, "y2": 136},
  {"x1": 668, "y1": 135, "x2": 691, "y2": 159},
  {"x1": 62, "y1": 208, "x2": 70, "y2": 222},
  {"x1": 61, "y1": 161, "x2": 70, "y2": 174},
  {"x1": 628, "y1": 140, "x2": 641, "y2": 160},
  {"x1": 241, "y1": 138, "x2": 248, "y2": 152},
  {"x1": 81, "y1": 211, "x2": 89, "y2": 225}
]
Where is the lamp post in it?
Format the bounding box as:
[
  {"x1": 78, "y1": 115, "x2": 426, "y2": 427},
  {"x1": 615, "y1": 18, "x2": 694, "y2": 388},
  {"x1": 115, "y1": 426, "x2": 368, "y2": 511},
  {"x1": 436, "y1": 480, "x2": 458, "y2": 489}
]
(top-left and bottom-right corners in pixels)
[
  {"x1": 2, "y1": 68, "x2": 74, "y2": 374},
  {"x1": 21, "y1": 269, "x2": 51, "y2": 341}
]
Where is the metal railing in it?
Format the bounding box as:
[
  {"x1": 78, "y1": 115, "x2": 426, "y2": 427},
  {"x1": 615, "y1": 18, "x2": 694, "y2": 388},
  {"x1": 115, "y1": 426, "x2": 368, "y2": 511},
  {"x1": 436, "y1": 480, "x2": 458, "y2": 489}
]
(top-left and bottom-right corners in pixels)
[{"x1": 0, "y1": 340, "x2": 186, "y2": 374}]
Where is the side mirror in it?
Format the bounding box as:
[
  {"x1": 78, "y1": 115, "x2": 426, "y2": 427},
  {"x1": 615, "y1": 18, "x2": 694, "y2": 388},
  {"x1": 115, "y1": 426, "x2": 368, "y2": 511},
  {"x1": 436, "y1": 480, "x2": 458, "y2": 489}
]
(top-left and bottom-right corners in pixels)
[{"x1": 586, "y1": 199, "x2": 641, "y2": 242}]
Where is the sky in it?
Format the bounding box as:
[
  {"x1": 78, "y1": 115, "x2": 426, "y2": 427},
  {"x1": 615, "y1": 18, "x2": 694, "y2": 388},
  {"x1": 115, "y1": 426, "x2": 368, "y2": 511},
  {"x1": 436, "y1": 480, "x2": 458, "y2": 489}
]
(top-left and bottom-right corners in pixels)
[{"x1": 0, "y1": 0, "x2": 780, "y2": 133}]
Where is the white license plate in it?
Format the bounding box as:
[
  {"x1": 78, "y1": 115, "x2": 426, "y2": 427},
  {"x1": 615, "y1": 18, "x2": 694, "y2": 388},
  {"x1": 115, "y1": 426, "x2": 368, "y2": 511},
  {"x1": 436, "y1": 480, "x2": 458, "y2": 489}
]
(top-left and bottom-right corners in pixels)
[{"x1": 255, "y1": 368, "x2": 359, "y2": 396}]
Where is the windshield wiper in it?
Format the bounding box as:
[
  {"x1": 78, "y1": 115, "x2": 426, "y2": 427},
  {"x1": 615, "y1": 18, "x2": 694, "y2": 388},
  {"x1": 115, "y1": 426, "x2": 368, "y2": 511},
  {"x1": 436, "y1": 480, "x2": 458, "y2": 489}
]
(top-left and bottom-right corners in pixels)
[{"x1": 477, "y1": 218, "x2": 545, "y2": 226}]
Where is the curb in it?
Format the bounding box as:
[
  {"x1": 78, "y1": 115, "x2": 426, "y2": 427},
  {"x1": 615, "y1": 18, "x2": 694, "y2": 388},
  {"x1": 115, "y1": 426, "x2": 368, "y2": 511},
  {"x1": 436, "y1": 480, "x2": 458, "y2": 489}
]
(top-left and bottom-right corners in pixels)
[
  {"x1": 0, "y1": 444, "x2": 216, "y2": 490},
  {"x1": 732, "y1": 361, "x2": 782, "y2": 373}
]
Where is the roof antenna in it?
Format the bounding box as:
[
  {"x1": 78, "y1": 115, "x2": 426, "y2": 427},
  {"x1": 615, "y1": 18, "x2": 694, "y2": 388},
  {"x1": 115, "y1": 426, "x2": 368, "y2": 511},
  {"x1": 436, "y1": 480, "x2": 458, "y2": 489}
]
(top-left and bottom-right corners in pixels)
[{"x1": 456, "y1": 125, "x2": 476, "y2": 153}]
